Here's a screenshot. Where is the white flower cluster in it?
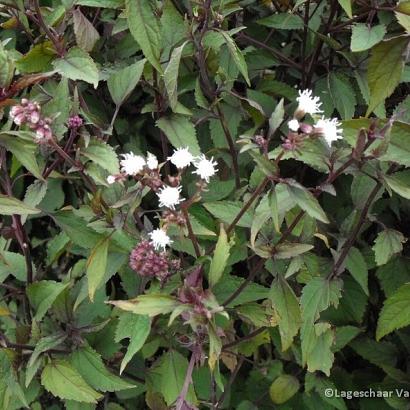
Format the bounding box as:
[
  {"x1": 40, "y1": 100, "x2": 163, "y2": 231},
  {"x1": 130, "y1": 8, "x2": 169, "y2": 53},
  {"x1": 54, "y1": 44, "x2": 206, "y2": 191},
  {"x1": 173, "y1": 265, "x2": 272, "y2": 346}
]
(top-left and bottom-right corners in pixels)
[
  {"x1": 107, "y1": 147, "x2": 217, "y2": 251},
  {"x1": 288, "y1": 89, "x2": 343, "y2": 146}
]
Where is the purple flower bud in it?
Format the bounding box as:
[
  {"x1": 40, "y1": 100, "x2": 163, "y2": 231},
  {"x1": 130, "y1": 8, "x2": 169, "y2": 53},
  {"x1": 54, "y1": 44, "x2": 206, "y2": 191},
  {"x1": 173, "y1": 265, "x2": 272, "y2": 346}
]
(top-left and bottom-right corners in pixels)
[{"x1": 68, "y1": 115, "x2": 83, "y2": 129}]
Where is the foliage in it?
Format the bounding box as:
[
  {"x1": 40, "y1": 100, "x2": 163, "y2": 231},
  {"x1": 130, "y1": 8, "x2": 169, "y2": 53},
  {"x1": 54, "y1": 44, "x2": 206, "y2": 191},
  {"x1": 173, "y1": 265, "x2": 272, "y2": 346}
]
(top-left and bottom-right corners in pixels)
[{"x1": 0, "y1": 0, "x2": 409, "y2": 409}]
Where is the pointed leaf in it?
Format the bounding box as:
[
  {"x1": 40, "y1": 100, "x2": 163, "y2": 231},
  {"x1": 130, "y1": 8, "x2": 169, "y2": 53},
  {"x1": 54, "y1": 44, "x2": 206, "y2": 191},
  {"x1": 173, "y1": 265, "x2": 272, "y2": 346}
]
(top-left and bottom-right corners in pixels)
[
  {"x1": 41, "y1": 360, "x2": 102, "y2": 403},
  {"x1": 126, "y1": 0, "x2": 162, "y2": 72},
  {"x1": 376, "y1": 283, "x2": 410, "y2": 340},
  {"x1": 209, "y1": 224, "x2": 231, "y2": 287}
]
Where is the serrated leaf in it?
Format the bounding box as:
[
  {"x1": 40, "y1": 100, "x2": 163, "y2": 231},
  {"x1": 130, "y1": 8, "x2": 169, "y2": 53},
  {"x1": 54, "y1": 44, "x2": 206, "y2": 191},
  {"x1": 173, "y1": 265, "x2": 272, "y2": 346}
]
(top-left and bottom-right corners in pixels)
[
  {"x1": 107, "y1": 59, "x2": 146, "y2": 106},
  {"x1": 269, "y1": 275, "x2": 302, "y2": 351},
  {"x1": 209, "y1": 224, "x2": 231, "y2": 287},
  {"x1": 366, "y1": 37, "x2": 408, "y2": 116},
  {"x1": 70, "y1": 345, "x2": 134, "y2": 391},
  {"x1": 73, "y1": 9, "x2": 100, "y2": 52},
  {"x1": 275, "y1": 243, "x2": 314, "y2": 259},
  {"x1": 376, "y1": 283, "x2": 410, "y2": 340},
  {"x1": 41, "y1": 360, "x2": 102, "y2": 403},
  {"x1": 15, "y1": 41, "x2": 56, "y2": 73},
  {"x1": 164, "y1": 41, "x2": 188, "y2": 110},
  {"x1": 87, "y1": 235, "x2": 110, "y2": 301},
  {"x1": 300, "y1": 278, "x2": 342, "y2": 375},
  {"x1": 204, "y1": 201, "x2": 253, "y2": 228},
  {"x1": 328, "y1": 73, "x2": 356, "y2": 119},
  {"x1": 350, "y1": 23, "x2": 386, "y2": 52},
  {"x1": 109, "y1": 294, "x2": 180, "y2": 316},
  {"x1": 115, "y1": 313, "x2": 151, "y2": 374},
  {"x1": 0, "y1": 133, "x2": 43, "y2": 180},
  {"x1": 156, "y1": 115, "x2": 200, "y2": 155},
  {"x1": 268, "y1": 98, "x2": 284, "y2": 138},
  {"x1": 27, "y1": 333, "x2": 67, "y2": 369},
  {"x1": 27, "y1": 280, "x2": 69, "y2": 321},
  {"x1": 81, "y1": 139, "x2": 120, "y2": 175},
  {"x1": 258, "y1": 13, "x2": 304, "y2": 30},
  {"x1": 148, "y1": 350, "x2": 196, "y2": 406},
  {"x1": 384, "y1": 170, "x2": 410, "y2": 200},
  {"x1": 345, "y1": 247, "x2": 369, "y2": 295},
  {"x1": 373, "y1": 229, "x2": 406, "y2": 266},
  {"x1": 126, "y1": 0, "x2": 162, "y2": 72},
  {"x1": 53, "y1": 47, "x2": 99, "y2": 88},
  {"x1": 217, "y1": 30, "x2": 250, "y2": 85},
  {"x1": 286, "y1": 180, "x2": 329, "y2": 223},
  {"x1": 0, "y1": 194, "x2": 40, "y2": 216}
]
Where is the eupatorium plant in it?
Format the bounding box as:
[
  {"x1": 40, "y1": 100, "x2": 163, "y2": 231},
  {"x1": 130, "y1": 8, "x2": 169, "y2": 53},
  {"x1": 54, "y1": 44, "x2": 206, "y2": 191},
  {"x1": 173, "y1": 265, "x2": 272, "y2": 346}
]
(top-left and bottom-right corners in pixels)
[{"x1": 0, "y1": 1, "x2": 409, "y2": 409}]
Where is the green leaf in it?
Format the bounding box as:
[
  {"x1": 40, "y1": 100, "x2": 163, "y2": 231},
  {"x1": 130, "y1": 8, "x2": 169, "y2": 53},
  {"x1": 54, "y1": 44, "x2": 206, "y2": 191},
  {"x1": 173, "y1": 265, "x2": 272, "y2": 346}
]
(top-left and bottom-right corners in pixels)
[
  {"x1": 109, "y1": 294, "x2": 180, "y2": 316},
  {"x1": 15, "y1": 41, "x2": 56, "y2": 73},
  {"x1": 27, "y1": 333, "x2": 67, "y2": 369},
  {"x1": 164, "y1": 41, "x2": 188, "y2": 110},
  {"x1": 217, "y1": 30, "x2": 250, "y2": 85},
  {"x1": 269, "y1": 275, "x2": 302, "y2": 351},
  {"x1": 0, "y1": 195, "x2": 40, "y2": 216},
  {"x1": 81, "y1": 138, "x2": 120, "y2": 175},
  {"x1": 366, "y1": 37, "x2": 408, "y2": 116},
  {"x1": 300, "y1": 277, "x2": 342, "y2": 375},
  {"x1": 258, "y1": 13, "x2": 304, "y2": 30},
  {"x1": 27, "y1": 280, "x2": 69, "y2": 321},
  {"x1": 333, "y1": 325, "x2": 362, "y2": 352},
  {"x1": 328, "y1": 73, "x2": 356, "y2": 119},
  {"x1": 107, "y1": 59, "x2": 146, "y2": 106},
  {"x1": 376, "y1": 283, "x2": 410, "y2": 340},
  {"x1": 53, "y1": 47, "x2": 99, "y2": 88},
  {"x1": 345, "y1": 247, "x2": 369, "y2": 295},
  {"x1": 269, "y1": 375, "x2": 299, "y2": 405},
  {"x1": 43, "y1": 77, "x2": 71, "y2": 140},
  {"x1": 209, "y1": 224, "x2": 231, "y2": 287},
  {"x1": 350, "y1": 337, "x2": 398, "y2": 368},
  {"x1": 268, "y1": 99, "x2": 284, "y2": 138},
  {"x1": 213, "y1": 274, "x2": 269, "y2": 307},
  {"x1": 204, "y1": 201, "x2": 253, "y2": 228},
  {"x1": 373, "y1": 229, "x2": 406, "y2": 266},
  {"x1": 350, "y1": 23, "x2": 386, "y2": 52},
  {"x1": 76, "y1": 0, "x2": 123, "y2": 6},
  {"x1": 87, "y1": 235, "x2": 110, "y2": 301},
  {"x1": 0, "y1": 133, "x2": 43, "y2": 180},
  {"x1": 286, "y1": 181, "x2": 329, "y2": 223},
  {"x1": 73, "y1": 9, "x2": 100, "y2": 52},
  {"x1": 41, "y1": 360, "x2": 102, "y2": 403},
  {"x1": 52, "y1": 210, "x2": 103, "y2": 249},
  {"x1": 70, "y1": 345, "x2": 134, "y2": 392},
  {"x1": 156, "y1": 115, "x2": 200, "y2": 156},
  {"x1": 384, "y1": 170, "x2": 410, "y2": 200},
  {"x1": 0, "y1": 251, "x2": 31, "y2": 282},
  {"x1": 337, "y1": 0, "x2": 352, "y2": 18},
  {"x1": 275, "y1": 243, "x2": 314, "y2": 259},
  {"x1": 148, "y1": 350, "x2": 196, "y2": 406},
  {"x1": 115, "y1": 313, "x2": 151, "y2": 374},
  {"x1": 126, "y1": 0, "x2": 162, "y2": 72}
]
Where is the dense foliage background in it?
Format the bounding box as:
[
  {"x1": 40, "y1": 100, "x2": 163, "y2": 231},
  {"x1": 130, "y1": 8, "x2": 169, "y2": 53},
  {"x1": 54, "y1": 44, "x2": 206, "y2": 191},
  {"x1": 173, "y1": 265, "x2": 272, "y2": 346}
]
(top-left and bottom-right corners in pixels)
[{"x1": 0, "y1": 0, "x2": 410, "y2": 409}]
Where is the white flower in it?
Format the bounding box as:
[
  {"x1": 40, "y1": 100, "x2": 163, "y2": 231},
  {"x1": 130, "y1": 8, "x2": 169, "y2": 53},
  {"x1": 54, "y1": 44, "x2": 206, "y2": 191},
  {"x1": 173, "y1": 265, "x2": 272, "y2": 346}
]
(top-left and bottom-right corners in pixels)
[
  {"x1": 120, "y1": 153, "x2": 145, "y2": 175},
  {"x1": 146, "y1": 152, "x2": 158, "y2": 169},
  {"x1": 315, "y1": 117, "x2": 343, "y2": 146},
  {"x1": 106, "y1": 175, "x2": 116, "y2": 184},
  {"x1": 193, "y1": 154, "x2": 218, "y2": 183},
  {"x1": 149, "y1": 228, "x2": 172, "y2": 251},
  {"x1": 296, "y1": 89, "x2": 322, "y2": 115},
  {"x1": 288, "y1": 119, "x2": 299, "y2": 132},
  {"x1": 168, "y1": 147, "x2": 194, "y2": 169},
  {"x1": 157, "y1": 185, "x2": 183, "y2": 209}
]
